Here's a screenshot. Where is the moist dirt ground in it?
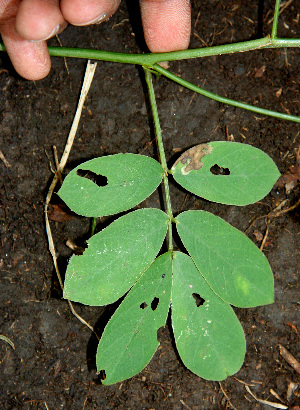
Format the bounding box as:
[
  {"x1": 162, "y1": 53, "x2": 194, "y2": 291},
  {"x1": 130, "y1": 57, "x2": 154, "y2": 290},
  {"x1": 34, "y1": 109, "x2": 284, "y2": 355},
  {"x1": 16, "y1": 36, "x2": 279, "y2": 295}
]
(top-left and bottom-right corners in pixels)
[{"x1": 0, "y1": 1, "x2": 299, "y2": 409}]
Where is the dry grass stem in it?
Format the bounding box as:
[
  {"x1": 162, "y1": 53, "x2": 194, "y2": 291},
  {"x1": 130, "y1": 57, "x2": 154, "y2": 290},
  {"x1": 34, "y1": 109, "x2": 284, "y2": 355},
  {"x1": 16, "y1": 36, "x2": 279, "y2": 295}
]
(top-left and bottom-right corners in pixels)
[
  {"x1": 45, "y1": 61, "x2": 98, "y2": 336},
  {"x1": 53, "y1": 145, "x2": 63, "y2": 184},
  {"x1": 245, "y1": 385, "x2": 288, "y2": 409},
  {"x1": 0, "y1": 335, "x2": 15, "y2": 349}
]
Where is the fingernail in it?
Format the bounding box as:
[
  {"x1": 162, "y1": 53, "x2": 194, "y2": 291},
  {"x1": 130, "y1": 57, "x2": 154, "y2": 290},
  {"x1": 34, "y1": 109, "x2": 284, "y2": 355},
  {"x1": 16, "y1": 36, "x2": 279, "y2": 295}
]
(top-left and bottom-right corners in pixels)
[
  {"x1": 74, "y1": 13, "x2": 109, "y2": 26},
  {"x1": 29, "y1": 23, "x2": 67, "y2": 43}
]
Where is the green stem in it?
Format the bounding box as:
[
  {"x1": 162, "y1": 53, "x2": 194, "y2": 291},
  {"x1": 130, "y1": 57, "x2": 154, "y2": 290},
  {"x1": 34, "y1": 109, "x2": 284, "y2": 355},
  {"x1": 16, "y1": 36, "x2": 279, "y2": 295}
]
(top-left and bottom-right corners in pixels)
[
  {"x1": 46, "y1": 36, "x2": 273, "y2": 63},
  {"x1": 144, "y1": 68, "x2": 173, "y2": 252},
  {"x1": 269, "y1": 38, "x2": 300, "y2": 47},
  {"x1": 153, "y1": 65, "x2": 300, "y2": 123},
  {"x1": 1, "y1": 42, "x2": 297, "y2": 121},
  {"x1": 272, "y1": 0, "x2": 281, "y2": 39},
  {"x1": 0, "y1": 36, "x2": 299, "y2": 66},
  {"x1": 91, "y1": 217, "x2": 97, "y2": 236}
]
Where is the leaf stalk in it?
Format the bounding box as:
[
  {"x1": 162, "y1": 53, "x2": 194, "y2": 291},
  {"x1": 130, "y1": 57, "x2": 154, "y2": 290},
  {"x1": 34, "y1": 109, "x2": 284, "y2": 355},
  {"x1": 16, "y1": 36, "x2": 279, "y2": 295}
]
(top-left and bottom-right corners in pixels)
[
  {"x1": 144, "y1": 68, "x2": 173, "y2": 252},
  {"x1": 271, "y1": 0, "x2": 281, "y2": 39},
  {"x1": 152, "y1": 65, "x2": 300, "y2": 123}
]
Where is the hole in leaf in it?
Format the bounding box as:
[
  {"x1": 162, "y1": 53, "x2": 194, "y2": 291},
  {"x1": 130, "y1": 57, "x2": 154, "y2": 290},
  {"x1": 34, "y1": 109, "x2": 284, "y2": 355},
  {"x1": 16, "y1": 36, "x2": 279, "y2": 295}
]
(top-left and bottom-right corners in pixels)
[
  {"x1": 98, "y1": 369, "x2": 106, "y2": 381},
  {"x1": 192, "y1": 293, "x2": 205, "y2": 307},
  {"x1": 210, "y1": 164, "x2": 230, "y2": 175},
  {"x1": 76, "y1": 169, "x2": 108, "y2": 187},
  {"x1": 140, "y1": 302, "x2": 148, "y2": 309},
  {"x1": 151, "y1": 297, "x2": 159, "y2": 311}
]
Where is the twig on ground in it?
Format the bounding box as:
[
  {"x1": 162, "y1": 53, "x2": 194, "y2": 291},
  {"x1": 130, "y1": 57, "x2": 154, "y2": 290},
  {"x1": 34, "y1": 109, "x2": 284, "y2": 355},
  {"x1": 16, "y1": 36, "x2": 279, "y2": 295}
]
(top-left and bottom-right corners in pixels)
[
  {"x1": 233, "y1": 377, "x2": 256, "y2": 386},
  {"x1": 186, "y1": 92, "x2": 196, "y2": 111},
  {"x1": 271, "y1": 199, "x2": 290, "y2": 213},
  {"x1": 271, "y1": 198, "x2": 300, "y2": 217},
  {"x1": 287, "y1": 381, "x2": 299, "y2": 402},
  {"x1": 138, "y1": 138, "x2": 155, "y2": 155},
  {"x1": 219, "y1": 382, "x2": 238, "y2": 410},
  {"x1": 296, "y1": 143, "x2": 300, "y2": 163},
  {"x1": 0, "y1": 149, "x2": 11, "y2": 168},
  {"x1": 0, "y1": 335, "x2": 15, "y2": 349},
  {"x1": 279, "y1": 344, "x2": 300, "y2": 374},
  {"x1": 260, "y1": 218, "x2": 269, "y2": 251},
  {"x1": 180, "y1": 399, "x2": 192, "y2": 410},
  {"x1": 286, "y1": 322, "x2": 299, "y2": 338},
  {"x1": 246, "y1": 196, "x2": 299, "y2": 247},
  {"x1": 270, "y1": 388, "x2": 285, "y2": 403},
  {"x1": 56, "y1": 34, "x2": 70, "y2": 79},
  {"x1": 245, "y1": 385, "x2": 288, "y2": 409}
]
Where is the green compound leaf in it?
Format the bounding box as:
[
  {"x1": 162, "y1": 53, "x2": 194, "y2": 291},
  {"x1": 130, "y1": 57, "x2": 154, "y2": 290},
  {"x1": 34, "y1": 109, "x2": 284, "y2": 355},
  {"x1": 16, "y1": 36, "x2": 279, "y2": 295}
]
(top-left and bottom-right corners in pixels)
[
  {"x1": 58, "y1": 154, "x2": 163, "y2": 217},
  {"x1": 171, "y1": 141, "x2": 280, "y2": 205},
  {"x1": 172, "y1": 252, "x2": 245, "y2": 381},
  {"x1": 176, "y1": 211, "x2": 274, "y2": 308},
  {"x1": 63, "y1": 208, "x2": 168, "y2": 306},
  {"x1": 97, "y1": 252, "x2": 172, "y2": 385}
]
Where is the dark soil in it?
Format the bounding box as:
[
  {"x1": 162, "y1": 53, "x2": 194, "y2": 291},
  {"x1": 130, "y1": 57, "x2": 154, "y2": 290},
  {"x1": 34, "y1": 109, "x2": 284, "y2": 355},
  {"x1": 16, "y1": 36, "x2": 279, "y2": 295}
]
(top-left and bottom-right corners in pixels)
[{"x1": 0, "y1": 1, "x2": 299, "y2": 409}]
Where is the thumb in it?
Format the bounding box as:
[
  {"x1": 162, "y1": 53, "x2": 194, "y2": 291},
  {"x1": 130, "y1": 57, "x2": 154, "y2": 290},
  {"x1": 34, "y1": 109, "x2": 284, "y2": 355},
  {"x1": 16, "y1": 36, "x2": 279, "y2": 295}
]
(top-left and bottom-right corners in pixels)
[{"x1": 140, "y1": 0, "x2": 191, "y2": 53}]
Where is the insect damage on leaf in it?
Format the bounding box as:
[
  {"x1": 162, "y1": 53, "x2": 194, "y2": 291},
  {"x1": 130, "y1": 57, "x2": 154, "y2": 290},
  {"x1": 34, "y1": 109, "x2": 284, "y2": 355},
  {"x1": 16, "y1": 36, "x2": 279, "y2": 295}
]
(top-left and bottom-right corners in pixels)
[
  {"x1": 151, "y1": 297, "x2": 159, "y2": 311},
  {"x1": 172, "y1": 144, "x2": 213, "y2": 175},
  {"x1": 76, "y1": 169, "x2": 108, "y2": 187},
  {"x1": 98, "y1": 369, "x2": 106, "y2": 381},
  {"x1": 192, "y1": 293, "x2": 205, "y2": 307},
  {"x1": 210, "y1": 164, "x2": 230, "y2": 175}
]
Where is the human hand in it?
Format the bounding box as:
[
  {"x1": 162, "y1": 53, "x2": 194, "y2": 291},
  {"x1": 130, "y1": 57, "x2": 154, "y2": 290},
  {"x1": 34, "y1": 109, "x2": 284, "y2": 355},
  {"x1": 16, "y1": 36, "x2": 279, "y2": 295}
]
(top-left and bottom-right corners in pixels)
[{"x1": 0, "y1": 0, "x2": 191, "y2": 80}]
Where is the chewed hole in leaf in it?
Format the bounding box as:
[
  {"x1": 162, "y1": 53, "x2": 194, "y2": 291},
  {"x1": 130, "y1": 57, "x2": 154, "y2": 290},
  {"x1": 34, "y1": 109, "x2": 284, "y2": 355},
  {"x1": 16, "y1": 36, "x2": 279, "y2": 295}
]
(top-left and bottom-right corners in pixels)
[
  {"x1": 98, "y1": 369, "x2": 106, "y2": 381},
  {"x1": 210, "y1": 164, "x2": 230, "y2": 175},
  {"x1": 76, "y1": 169, "x2": 108, "y2": 187},
  {"x1": 151, "y1": 297, "x2": 159, "y2": 311},
  {"x1": 192, "y1": 293, "x2": 205, "y2": 307},
  {"x1": 140, "y1": 302, "x2": 148, "y2": 309}
]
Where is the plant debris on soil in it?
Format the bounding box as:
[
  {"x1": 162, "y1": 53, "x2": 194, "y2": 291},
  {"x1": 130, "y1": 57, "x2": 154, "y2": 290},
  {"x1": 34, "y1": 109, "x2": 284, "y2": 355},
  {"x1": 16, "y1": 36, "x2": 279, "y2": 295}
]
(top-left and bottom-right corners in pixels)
[{"x1": 0, "y1": 1, "x2": 299, "y2": 409}]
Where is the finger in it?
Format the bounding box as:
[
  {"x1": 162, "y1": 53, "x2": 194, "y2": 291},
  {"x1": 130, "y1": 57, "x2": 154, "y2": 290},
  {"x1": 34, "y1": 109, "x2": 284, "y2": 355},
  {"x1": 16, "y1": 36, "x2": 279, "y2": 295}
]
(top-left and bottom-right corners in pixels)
[
  {"x1": 140, "y1": 0, "x2": 191, "y2": 52},
  {"x1": 15, "y1": 0, "x2": 67, "y2": 41},
  {"x1": 1, "y1": 19, "x2": 50, "y2": 80},
  {"x1": 60, "y1": 0, "x2": 121, "y2": 26}
]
